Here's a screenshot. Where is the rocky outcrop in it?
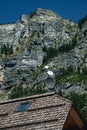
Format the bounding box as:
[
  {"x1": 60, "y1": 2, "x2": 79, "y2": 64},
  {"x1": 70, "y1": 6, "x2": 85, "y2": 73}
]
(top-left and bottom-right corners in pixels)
[{"x1": 0, "y1": 8, "x2": 87, "y2": 98}]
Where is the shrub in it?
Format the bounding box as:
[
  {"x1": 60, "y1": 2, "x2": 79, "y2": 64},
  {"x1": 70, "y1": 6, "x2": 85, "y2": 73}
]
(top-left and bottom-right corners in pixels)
[
  {"x1": 66, "y1": 92, "x2": 87, "y2": 122},
  {"x1": 8, "y1": 84, "x2": 47, "y2": 99}
]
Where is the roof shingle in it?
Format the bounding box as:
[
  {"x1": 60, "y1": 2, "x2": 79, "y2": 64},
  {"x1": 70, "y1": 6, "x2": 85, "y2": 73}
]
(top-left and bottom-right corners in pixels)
[{"x1": 0, "y1": 92, "x2": 72, "y2": 130}]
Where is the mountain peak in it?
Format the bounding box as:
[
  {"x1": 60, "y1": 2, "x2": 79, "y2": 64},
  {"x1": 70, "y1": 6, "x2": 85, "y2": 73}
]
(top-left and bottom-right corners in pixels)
[
  {"x1": 34, "y1": 8, "x2": 58, "y2": 18},
  {"x1": 0, "y1": 8, "x2": 87, "y2": 100}
]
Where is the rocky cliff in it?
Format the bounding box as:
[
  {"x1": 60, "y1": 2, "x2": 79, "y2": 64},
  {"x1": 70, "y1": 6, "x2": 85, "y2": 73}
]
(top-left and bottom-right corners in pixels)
[{"x1": 0, "y1": 8, "x2": 87, "y2": 99}]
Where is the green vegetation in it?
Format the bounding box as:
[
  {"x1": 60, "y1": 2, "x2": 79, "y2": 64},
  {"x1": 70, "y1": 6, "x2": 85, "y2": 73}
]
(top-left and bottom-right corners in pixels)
[
  {"x1": 55, "y1": 65, "x2": 87, "y2": 122},
  {"x1": 78, "y1": 15, "x2": 87, "y2": 29},
  {"x1": 66, "y1": 92, "x2": 87, "y2": 123},
  {"x1": 55, "y1": 65, "x2": 87, "y2": 85},
  {"x1": 8, "y1": 83, "x2": 47, "y2": 99},
  {"x1": 0, "y1": 43, "x2": 13, "y2": 58},
  {"x1": 43, "y1": 46, "x2": 58, "y2": 63},
  {"x1": 83, "y1": 29, "x2": 87, "y2": 37},
  {"x1": 43, "y1": 34, "x2": 78, "y2": 64},
  {"x1": 0, "y1": 92, "x2": 8, "y2": 101},
  {"x1": 29, "y1": 11, "x2": 36, "y2": 18}
]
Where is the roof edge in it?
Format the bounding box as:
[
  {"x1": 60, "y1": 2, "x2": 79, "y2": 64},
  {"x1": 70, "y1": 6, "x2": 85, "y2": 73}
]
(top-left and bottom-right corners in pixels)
[
  {"x1": 55, "y1": 92, "x2": 72, "y2": 104},
  {"x1": 0, "y1": 92, "x2": 55, "y2": 105}
]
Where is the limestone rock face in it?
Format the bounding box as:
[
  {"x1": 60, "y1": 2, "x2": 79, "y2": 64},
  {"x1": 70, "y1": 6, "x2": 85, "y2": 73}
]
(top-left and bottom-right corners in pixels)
[
  {"x1": 0, "y1": 24, "x2": 15, "y2": 45},
  {"x1": 0, "y1": 8, "x2": 78, "y2": 46},
  {"x1": 0, "y1": 8, "x2": 87, "y2": 96}
]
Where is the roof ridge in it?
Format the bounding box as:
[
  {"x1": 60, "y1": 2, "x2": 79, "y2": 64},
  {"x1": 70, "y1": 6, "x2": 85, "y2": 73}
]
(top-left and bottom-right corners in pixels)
[{"x1": 0, "y1": 92, "x2": 55, "y2": 105}]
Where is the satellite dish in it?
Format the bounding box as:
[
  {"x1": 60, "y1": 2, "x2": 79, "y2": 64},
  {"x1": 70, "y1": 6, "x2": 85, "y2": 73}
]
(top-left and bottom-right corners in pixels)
[{"x1": 45, "y1": 77, "x2": 55, "y2": 89}]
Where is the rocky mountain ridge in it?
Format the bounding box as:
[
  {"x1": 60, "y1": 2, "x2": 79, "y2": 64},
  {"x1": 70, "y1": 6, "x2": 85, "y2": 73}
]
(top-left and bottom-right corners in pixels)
[{"x1": 0, "y1": 8, "x2": 87, "y2": 100}]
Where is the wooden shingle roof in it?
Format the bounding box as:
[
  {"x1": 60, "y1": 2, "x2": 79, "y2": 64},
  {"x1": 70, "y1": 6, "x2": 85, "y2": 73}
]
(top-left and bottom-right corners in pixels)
[{"x1": 0, "y1": 92, "x2": 85, "y2": 130}]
